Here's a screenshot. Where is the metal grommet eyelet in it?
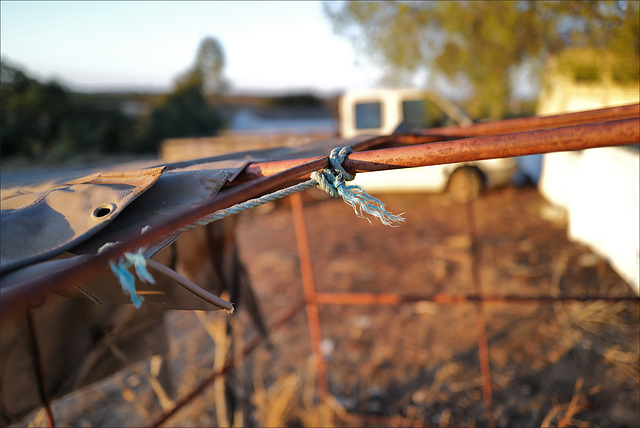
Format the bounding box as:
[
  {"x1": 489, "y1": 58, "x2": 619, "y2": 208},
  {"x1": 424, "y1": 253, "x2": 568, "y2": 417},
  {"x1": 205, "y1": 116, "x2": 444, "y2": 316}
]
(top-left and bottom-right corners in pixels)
[{"x1": 91, "y1": 203, "x2": 117, "y2": 220}]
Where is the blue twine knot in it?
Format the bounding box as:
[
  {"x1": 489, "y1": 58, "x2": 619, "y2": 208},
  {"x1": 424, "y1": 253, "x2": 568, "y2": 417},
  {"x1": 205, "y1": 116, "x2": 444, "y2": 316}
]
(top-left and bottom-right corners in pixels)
[
  {"x1": 108, "y1": 248, "x2": 155, "y2": 308},
  {"x1": 311, "y1": 147, "x2": 405, "y2": 227}
]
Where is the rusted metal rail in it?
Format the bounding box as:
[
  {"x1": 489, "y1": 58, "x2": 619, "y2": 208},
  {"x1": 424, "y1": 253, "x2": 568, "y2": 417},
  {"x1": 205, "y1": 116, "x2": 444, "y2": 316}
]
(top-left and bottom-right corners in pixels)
[
  {"x1": 310, "y1": 292, "x2": 640, "y2": 305},
  {"x1": 238, "y1": 103, "x2": 639, "y2": 182},
  {"x1": 345, "y1": 118, "x2": 639, "y2": 172},
  {"x1": 422, "y1": 102, "x2": 639, "y2": 137},
  {"x1": 1, "y1": 115, "x2": 638, "y2": 318},
  {"x1": 239, "y1": 117, "x2": 639, "y2": 180}
]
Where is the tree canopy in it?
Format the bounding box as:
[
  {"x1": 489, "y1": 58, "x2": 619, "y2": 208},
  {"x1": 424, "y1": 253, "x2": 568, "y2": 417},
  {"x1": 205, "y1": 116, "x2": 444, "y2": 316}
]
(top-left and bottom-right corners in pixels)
[
  {"x1": 174, "y1": 36, "x2": 229, "y2": 98},
  {"x1": 134, "y1": 36, "x2": 227, "y2": 152},
  {"x1": 1, "y1": 36, "x2": 229, "y2": 159},
  {"x1": 0, "y1": 61, "x2": 134, "y2": 158},
  {"x1": 324, "y1": 1, "x2": 639, "y2": 119}
]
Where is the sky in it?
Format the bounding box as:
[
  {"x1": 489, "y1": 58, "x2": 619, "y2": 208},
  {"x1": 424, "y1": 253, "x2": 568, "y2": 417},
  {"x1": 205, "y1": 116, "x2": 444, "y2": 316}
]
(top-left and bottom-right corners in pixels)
[{"x1": 0, "y1": 1, "x2": 395, "y2": 95}]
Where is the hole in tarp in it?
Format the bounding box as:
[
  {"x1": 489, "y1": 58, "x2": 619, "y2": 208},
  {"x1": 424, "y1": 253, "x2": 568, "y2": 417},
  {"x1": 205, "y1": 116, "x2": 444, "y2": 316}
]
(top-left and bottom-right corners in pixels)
[{"x1": 92, "y1": 204, "x2": 116, "y2": 220}]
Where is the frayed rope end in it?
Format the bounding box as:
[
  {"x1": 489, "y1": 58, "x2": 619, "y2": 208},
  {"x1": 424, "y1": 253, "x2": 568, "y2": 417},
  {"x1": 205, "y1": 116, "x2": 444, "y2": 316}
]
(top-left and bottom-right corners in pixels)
[
  {"x1": 310, "y1": 146, "x2": 405, "y2": 227},
  {"x1": 340, "y1": 181, "x2": 405, "y2": 226}
]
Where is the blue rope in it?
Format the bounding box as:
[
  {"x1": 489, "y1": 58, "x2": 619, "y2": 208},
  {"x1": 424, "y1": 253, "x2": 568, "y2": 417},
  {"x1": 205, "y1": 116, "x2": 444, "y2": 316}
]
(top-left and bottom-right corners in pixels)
[{"x1": 109, "y1": 146, "x2": 403, "y2": 306}]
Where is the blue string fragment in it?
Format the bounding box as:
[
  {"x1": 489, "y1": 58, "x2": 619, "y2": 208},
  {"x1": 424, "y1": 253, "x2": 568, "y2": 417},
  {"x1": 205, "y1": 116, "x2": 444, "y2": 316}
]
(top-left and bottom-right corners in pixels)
[{"x1": 108, "y1": 248, "x2": 155, "y2": 308}]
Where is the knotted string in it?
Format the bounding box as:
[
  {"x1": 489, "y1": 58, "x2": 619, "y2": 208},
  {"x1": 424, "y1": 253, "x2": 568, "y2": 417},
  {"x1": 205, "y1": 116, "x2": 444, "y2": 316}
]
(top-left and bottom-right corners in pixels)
[
  {"x1": 311, "y1": 147, "x2": 405, "y2": 227},
  {"x1": 109, "y1": 146, "x2": 403, "y2": 306}
]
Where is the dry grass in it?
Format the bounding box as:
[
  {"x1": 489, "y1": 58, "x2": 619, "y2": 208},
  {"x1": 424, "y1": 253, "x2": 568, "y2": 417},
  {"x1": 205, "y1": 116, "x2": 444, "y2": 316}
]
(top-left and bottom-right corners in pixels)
[
  {"x1": 16, "y1": 188, "x2": 639, "y2": 427},
  {"x1": 603, "y1": 345, "x2": 640, "y2": 385},
  {"x1": 195, "y1": 303, "x2": 233, "y2": 427},
  {"x1": 252, "y1": 355, "x2": 345, "y2": 427}
]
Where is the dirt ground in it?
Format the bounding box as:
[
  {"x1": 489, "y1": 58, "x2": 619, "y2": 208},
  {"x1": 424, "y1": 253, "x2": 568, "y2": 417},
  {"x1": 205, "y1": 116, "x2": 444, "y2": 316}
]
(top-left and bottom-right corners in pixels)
[{"x1": 22, "y1": 185, "x2": 639, "y2": 427}]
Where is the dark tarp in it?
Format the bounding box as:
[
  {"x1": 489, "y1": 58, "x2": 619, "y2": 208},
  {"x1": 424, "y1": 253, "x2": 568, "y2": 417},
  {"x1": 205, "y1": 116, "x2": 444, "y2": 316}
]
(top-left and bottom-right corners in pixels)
[{"x1": 0, "y1": 137, "x2": 365, "y2": 424}]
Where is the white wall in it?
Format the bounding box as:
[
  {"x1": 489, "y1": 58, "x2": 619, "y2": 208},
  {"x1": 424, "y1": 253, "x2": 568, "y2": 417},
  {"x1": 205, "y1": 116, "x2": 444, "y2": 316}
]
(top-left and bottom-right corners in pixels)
[{"x1": 537, "y1": 70, "x2": 639, "y2": 294}]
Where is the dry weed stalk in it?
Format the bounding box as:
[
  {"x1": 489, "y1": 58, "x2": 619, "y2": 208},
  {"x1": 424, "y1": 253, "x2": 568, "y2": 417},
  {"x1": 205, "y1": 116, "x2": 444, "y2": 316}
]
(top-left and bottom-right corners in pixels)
[
  {"x1": 231, "y1": 317, "x2": 246, "y2": 428},
  {"x1": 252, "y1": 355, "x2": 345, "y2": 427},
  {"x1": 550, "y1": 251, "x2": 580, "y2": 344},
  {"x1": 195, "y1": 305, "x2": 232, "y2": 427},
  {"x1": 253, "y1": 366, "x2": 300, "y2": 427},
  {"x1": 438, "y1": 408, "x2": 451, "y2": 427},
  {"x1": 104, "y1": 342, "x2": 174, "y2": 418},
  {"x1": 603, "y1": 345, "x2": 640, "y2": 384},
  {"x1": 148, "y1": 355, "x2": 175, "y2": 412},
  {"x1": 567, "y1": 301, "x2": 628, "y2": 328},
  {"x1": 540, "y1": 377, "x2": 592, "y2": 428}
]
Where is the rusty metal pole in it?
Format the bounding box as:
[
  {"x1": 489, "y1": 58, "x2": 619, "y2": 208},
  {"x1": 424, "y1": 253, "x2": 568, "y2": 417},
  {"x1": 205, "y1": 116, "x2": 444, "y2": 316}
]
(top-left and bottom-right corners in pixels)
[
  {"x1": 290, "y1": 192, "x2": 329, "y2": 400},
  {"x1": 311, "y1": 292, "x2": 639, "y2": 304},
  {"x1": 344, "y1": 118, "x2": 640, "y2": 172},
  {"x1": 465, "y1": 199, "x2": 495, "y2": 427},
  {"x1": 240, "y1": 118, "x2": 640, "y2": 180},
  {"x1": 423, "y1": 103, "x2": 639, "y2": 137}
]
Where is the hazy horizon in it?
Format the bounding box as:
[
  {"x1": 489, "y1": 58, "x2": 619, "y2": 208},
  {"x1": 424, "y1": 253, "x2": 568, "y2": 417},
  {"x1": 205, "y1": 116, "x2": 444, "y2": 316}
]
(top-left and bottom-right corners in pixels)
[{"x1": 1, "y1": 2, "x2": 391, "y2": 96}]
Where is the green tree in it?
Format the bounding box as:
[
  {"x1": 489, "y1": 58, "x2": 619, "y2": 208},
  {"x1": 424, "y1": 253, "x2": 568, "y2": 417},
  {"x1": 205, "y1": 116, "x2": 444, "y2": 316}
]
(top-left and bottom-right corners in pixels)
[
  {"x1": 324, "y1": 1, "x2": 639, "y2": 119},
  {"x1": 1, "y1": 60, "x2": 136, "y2": 159},
  {"x1": 1, "y1": 61, "x2": 73, "y2": 157},
  {"x1": 133, "y1": 86, "x2": 222, "y2": 152},
  {"x1": 175, "y1": 36, "x2": 229, "y2": 99},
  {"x1": 63, "y1": 97, "x2": 135, "y2": 155},
  {"x1": 265, "y1": 93, "x2": 324, "y2": 108},
  {"x1": 134, "y1": 37, "x2": 226, "y2": 152}
]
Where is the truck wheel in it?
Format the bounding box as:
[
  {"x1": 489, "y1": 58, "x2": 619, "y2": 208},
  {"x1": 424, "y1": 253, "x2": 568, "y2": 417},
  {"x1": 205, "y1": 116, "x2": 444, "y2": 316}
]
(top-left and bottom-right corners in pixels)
[{"x1": 447, "y1": 166, "x2": 484, "y2": 203}]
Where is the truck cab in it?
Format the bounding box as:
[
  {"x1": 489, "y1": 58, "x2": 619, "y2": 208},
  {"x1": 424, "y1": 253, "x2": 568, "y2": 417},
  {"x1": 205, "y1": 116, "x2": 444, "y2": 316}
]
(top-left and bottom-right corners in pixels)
[
  {"x1": 339, "y1": 88, "x2": 473, "y2": 138},
  {"x1": 339, "y1": 88, "x2": 517, "y2": 201}
]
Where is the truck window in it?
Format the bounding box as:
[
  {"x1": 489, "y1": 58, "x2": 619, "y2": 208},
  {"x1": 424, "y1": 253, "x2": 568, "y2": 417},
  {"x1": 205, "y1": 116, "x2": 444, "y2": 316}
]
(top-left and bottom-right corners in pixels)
[
  {"x1": 402, "y1": 100, "x2": 427, "y2": 130},
  {"x1": 402, "y1": 99, "x2": 450, "y2": 130},
  {"x1": 355, "y1": 101, "x2": 382, "y2": 130}
]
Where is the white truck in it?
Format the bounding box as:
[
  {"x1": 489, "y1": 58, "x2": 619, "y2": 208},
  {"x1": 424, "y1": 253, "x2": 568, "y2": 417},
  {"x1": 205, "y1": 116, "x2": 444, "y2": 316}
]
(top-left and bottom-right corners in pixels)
[{"x1": 339, "y1": 88, "x2": 518, "y2": 202}]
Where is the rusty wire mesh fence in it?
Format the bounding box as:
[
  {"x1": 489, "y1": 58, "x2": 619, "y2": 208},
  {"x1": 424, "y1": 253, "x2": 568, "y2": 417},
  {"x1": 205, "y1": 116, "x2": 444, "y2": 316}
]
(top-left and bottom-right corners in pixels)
[{"x1": 8, "y1": 105, "x2": 640, "y2": 427}]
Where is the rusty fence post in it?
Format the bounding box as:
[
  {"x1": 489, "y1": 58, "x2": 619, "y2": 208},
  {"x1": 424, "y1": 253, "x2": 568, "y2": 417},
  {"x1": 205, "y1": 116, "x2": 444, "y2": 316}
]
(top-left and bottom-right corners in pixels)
[
  {"x1": 290, "y1": 192, "x2": 329, "y2": 400},
  {"x1": 465, "y1": 199, "x2": 495, "y2": 427}
]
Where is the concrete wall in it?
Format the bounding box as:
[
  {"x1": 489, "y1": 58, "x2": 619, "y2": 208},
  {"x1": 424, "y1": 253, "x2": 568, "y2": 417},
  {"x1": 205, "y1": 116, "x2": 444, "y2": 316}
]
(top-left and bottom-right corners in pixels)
[{"x1": 537, "y1": 65, "x2": 639, "y2": 293}]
